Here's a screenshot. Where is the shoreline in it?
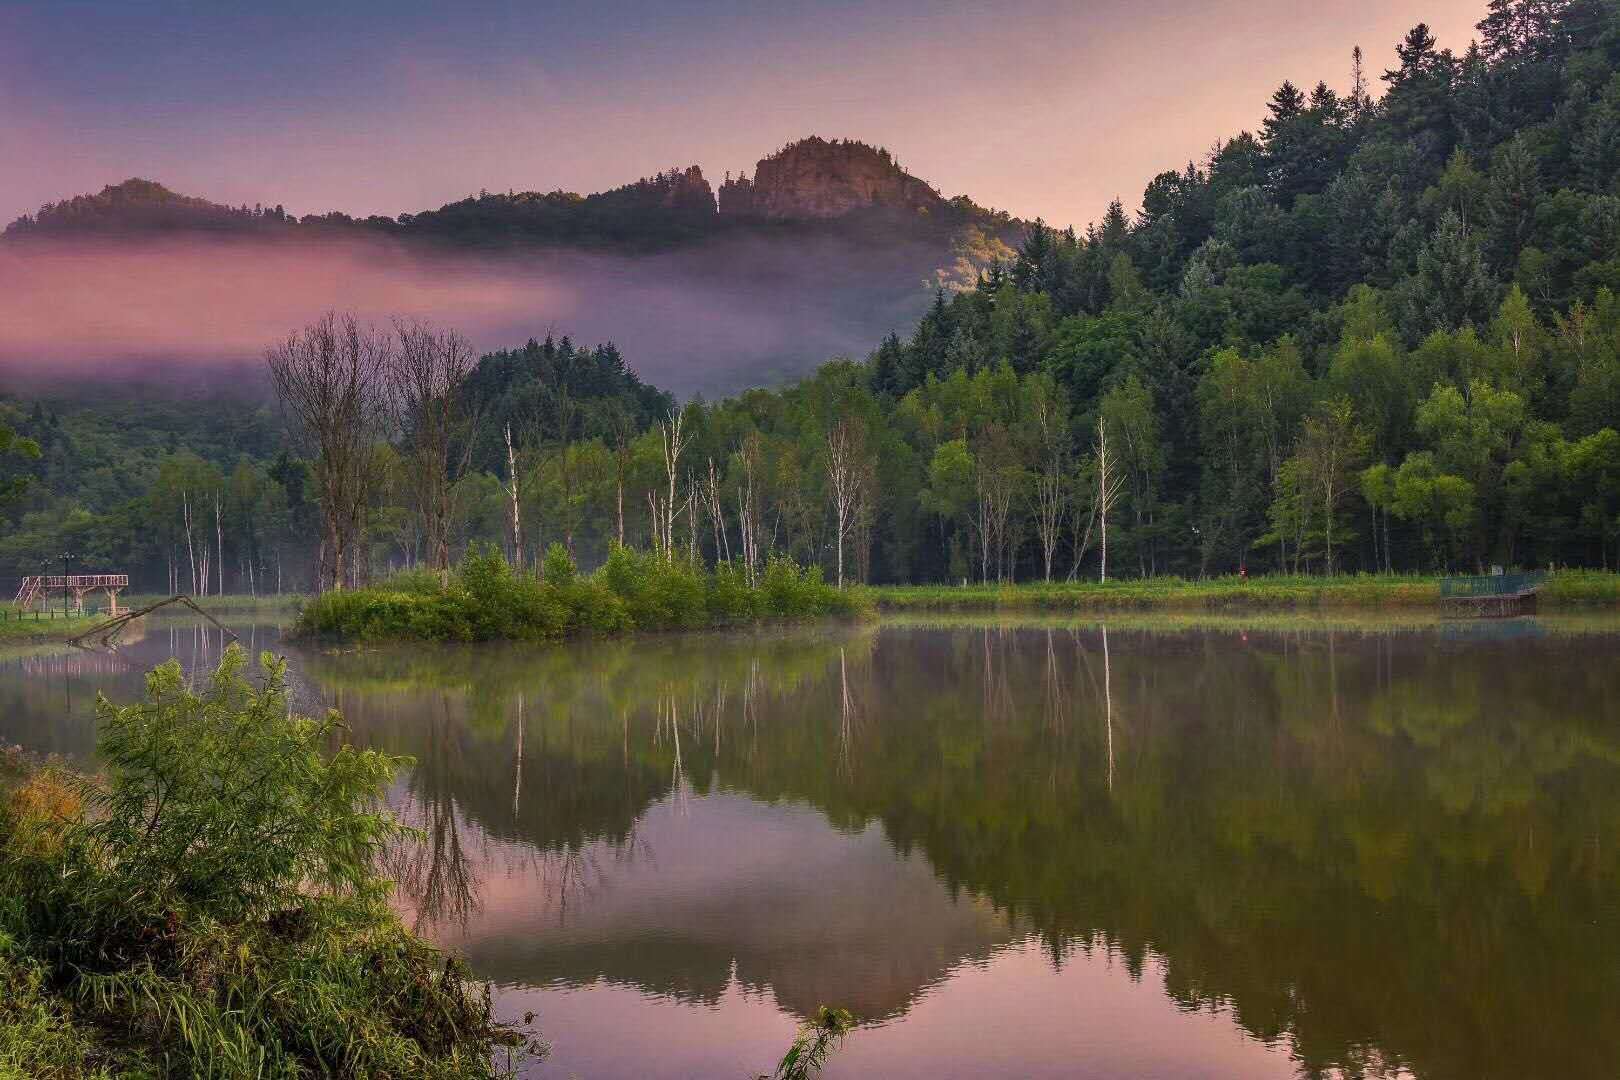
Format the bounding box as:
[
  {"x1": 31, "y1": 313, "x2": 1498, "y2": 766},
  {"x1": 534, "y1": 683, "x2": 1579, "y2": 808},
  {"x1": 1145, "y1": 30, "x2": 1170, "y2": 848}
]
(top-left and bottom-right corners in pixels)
[{"x1": 867, "y1": 571, "x2": 1620, "y2": 614}]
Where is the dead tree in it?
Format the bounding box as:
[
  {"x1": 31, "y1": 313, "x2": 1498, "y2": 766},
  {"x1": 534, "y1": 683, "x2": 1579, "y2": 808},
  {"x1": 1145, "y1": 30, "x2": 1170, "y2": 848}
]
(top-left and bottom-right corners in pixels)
[
  {"x1": 266, "y1": 312, "x2": 390, "y2": 592},
  {"x1": 658, "y1": 409, "x2": 689, "y2": 559},
  {"x1": 736, "y1": 431, "x2": 764, "y2": 583},
  {"x1": 1095, "y1": 416, "x2": 1125, "y2": 583},
  {"x1": 1032, "y1": 394, "x2": 1069, "y2": 583},
  {"x1": 704, "y1": 457, "x2": 731, "y2": 564},
  {"x1": 825, "y1": 416, "x2": 870, "y2": 589},
  {"x1": 605, "y1": 401, "x2": 636, "y2": 548},
  {"x1": 504, "y1": 423, "x2": 524, "y2": 567},
  {"x1": 390, "y1": 319, "x2": 479, "y2": 578}
]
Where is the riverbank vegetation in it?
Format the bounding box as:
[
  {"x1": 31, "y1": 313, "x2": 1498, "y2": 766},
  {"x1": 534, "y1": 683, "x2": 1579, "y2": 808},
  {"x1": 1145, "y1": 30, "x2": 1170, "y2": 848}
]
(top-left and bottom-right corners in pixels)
[
  {"x1": 0, "y1": 647, "x2": 534, "y2": 1077},
  {"x1": 0, "y1": 608, "x2": 104, "y2": 644},
  {"x1": 296, "y1": 545, "x2": 867, "y2": 642},
  {"x1": 871, "y1": 568, "x2": 1620, "y2": 612}
]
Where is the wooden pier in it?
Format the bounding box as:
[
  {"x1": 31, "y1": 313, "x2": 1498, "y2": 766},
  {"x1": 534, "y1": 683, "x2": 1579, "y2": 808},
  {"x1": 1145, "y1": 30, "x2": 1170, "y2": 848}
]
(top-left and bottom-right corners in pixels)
[
  {"x1": 13, "y1": 574, "x2": 129, "y2": 614},
  {"x1": 1439, "y1": 571, "x2": 1543, "y2": 618}
]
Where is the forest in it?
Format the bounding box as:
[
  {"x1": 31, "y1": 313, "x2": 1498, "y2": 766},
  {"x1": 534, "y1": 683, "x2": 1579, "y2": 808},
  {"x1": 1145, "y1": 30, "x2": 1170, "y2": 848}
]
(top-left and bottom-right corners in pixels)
[{"x1": 4, "y1": 1, "x2": 1620, "y2": 592}]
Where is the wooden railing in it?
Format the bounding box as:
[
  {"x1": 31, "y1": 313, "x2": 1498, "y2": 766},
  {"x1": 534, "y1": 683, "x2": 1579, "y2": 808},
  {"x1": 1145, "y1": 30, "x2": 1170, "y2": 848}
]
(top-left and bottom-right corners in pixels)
[
  {"x1": 1439, "y1": 571, "x2": 1544, "y2": 598},
  {"x1": 24, "y1": 574, "x2": 130, "y2": 589},
  {"x1": 13, "y1": 574, "x2": 130, "y2": 611}
]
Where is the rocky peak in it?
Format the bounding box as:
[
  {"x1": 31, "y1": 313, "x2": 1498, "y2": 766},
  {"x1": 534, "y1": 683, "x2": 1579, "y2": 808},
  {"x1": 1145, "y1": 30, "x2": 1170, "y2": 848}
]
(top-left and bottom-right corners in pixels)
[{"x1": 718, "y1": 137, "x2": 945, "y2": 220}]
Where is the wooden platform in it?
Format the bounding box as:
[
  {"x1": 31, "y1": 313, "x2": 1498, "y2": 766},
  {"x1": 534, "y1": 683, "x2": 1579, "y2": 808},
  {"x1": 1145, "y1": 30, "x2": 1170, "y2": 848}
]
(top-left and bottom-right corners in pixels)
[
  {"x1": 1439, "y1": 572, "x2": 1543, "y2": 618},
  {"x1": 13, "y1": 573, "x2": 129, "y2": 614}
]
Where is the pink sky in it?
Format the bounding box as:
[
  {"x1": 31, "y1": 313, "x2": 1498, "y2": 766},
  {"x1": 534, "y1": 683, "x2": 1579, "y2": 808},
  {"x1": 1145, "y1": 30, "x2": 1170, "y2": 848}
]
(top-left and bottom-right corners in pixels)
[{"x1": 3, "y1": 2, "x2": 1486, "y2": 231}]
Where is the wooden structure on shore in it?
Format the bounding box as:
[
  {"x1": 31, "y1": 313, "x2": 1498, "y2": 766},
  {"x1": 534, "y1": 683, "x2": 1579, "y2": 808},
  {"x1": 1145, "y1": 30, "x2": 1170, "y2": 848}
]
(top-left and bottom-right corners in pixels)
[
  {"x1": 14, "y1": 574, "x2": 128, "y2": 614},
  {"x1": 1439, "y1": 571, "x2": 1544, "y2": 617}
]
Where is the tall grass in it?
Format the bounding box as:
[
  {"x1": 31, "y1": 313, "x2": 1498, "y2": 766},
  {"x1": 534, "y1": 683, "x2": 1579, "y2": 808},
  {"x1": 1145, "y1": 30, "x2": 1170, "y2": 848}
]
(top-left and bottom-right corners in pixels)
[
  {"x1": 297, "y1": 545, "x2": 869, "y2": 642},
  {"x1": 869, "y1": 570, "x2": 1620, "y2": 613},
  {"x1": 0, "y1": 648, "x2": 536, "y2": 1078}
]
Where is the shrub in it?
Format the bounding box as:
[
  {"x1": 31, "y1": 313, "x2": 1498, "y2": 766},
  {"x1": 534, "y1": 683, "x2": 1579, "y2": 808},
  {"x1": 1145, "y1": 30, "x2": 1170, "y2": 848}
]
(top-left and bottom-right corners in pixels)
[
  {"x1": 540, "y1": 542, "x2": 577, "y2": 585},
  {"x1": 294, "y1": 545, "x2": 867, "y2": 642},
  {"x1": 84, "y1": 648, "x2": 407, "y2": 924},
  {"x1": 0, "y1": 646, "x2": 533, "y2": 1078}
]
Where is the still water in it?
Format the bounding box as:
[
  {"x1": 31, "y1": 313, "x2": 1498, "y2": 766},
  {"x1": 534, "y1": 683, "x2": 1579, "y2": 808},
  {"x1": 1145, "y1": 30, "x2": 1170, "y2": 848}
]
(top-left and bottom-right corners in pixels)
[{"x1": 4, "y1": 614, "x2": 1619, "y2": 1079}]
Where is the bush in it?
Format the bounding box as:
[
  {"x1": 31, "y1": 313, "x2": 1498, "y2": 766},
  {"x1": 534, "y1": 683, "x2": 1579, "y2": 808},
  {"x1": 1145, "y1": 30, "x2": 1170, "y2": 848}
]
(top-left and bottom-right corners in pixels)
[
  {"x1": 296, "y1": 545, "x2": 865, "y2": 642},
  {"x1": 0, "y1": 646, "x2": 534, "y2": 1078}
]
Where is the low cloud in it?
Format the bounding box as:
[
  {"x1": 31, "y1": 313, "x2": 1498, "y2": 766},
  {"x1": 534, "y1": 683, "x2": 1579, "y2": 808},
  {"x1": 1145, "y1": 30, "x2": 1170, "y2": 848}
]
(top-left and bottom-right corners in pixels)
[{"x1": 0, "y1": 232, "x2": 936, "y2": 399}]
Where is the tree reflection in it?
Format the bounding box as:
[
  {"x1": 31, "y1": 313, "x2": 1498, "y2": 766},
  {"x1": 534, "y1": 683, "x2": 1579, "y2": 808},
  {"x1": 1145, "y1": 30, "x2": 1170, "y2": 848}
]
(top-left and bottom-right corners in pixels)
[{"x1": 301, "y1": 622, "x2": 1620, "y2": 1079}]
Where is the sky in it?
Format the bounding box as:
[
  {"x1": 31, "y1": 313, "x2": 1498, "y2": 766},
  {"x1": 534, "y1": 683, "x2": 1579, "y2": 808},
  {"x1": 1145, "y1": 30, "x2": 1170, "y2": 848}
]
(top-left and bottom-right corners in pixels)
[{"x1": 2, "y1": 0, "x2": 1487, "y2": 232}]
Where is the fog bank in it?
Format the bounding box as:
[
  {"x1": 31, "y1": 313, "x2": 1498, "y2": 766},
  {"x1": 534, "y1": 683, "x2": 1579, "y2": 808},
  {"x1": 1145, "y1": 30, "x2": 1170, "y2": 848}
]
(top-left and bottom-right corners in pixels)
[{"x1": 0, "y1": 233, "x2": 939, "y2": 399}]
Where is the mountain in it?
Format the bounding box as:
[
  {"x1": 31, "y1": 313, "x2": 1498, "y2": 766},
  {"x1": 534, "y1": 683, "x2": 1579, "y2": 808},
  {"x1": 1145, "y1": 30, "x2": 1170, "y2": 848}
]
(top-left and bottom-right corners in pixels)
[
  {"x1": 3, "y1": 137, "x2": 1017, "y2": 256},
  {"x1": 718, "y1": 137, "x2": 947, "y2": 219}
]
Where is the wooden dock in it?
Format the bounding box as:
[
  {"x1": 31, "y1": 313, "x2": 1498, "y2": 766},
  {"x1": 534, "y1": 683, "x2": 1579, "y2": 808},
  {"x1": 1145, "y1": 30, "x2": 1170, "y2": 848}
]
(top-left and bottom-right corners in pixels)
[
  {"x1": 1439, "y1": 572, "x2": 1544, "y2": 618},
  {"x1": 13, "y1": 574, "x2": 129, "y2": 614}
]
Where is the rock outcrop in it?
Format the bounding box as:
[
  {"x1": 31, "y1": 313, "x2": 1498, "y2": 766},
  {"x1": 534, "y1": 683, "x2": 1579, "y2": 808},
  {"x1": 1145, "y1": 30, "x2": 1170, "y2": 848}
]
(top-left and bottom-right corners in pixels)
[{"x1": 718, "y1": 137, "x2": 945, "y2": 220}]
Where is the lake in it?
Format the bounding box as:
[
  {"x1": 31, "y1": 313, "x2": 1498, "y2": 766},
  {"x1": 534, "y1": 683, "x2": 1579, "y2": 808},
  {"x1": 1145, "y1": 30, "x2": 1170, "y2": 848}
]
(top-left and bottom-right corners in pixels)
[{"x1": 3, "y1": 613, "x2": 1618, "y2": 1079}]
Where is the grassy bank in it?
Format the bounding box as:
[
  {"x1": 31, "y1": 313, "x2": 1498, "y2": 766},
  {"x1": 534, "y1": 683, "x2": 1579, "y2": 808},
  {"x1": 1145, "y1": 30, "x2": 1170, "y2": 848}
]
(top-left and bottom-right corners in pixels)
[
  {"x1": 297, "y1": 546, "x2": 868, "y2": 643},
  {"x1": 0, "y1": 649, "x2": 536, "y2": 1078},
  {"x1": 120, "y1": 593, "x2": 305, "y2": 616},
  {"x1": 869, "y1": 570, "x2": 1620, "y2": 613},
  {"x1": 0, "y1": 608, "x2": 104, "y2": 644}
]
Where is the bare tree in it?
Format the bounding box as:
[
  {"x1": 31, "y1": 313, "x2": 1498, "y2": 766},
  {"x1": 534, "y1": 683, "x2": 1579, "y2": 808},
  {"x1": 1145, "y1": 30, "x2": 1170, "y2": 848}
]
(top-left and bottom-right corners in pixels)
[
  {"x1": 213, "y1": 489, "x2": 224, "y2": 596},
  {"x1": 1031, "y1": 393, "x2": 1069, "y2": 583},
  {"x1": 266, "y1": 312, "x2": 390, "y2": 592},
  {"x1": 1094, "y1": 416, "x2": 1125, "y2": 583},
  {"x1": 603, "y1": 400, "x2": 636, "y2": 548},
  {"x1": 825, "y1": 416, "x2": 870, "y2": 589},
  {"x1": 974, "y1": 424, "x2": 1021, "y2": 583},
  {"x1": 736, "y1": 431, "x2": 764, "y2": 583},
  {"x1": 703, "y1": 457, "x2": 731, "y2": 564},
  {"x1": 390, "y1": 319, "x2": 479, "y2": 578},
  {"x1": 503, "y1": 423, "x2": 523, "y2": 566},
  {"x1": 657, "y1": 409, "x2": 689, "y2": 558}
]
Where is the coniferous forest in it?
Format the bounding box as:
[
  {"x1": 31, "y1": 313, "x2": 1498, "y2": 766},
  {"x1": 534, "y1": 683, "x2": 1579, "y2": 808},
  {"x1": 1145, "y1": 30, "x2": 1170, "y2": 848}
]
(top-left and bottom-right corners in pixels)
[{"x1": 6, "y1": 2, "x2": 1620, "y2": 591}]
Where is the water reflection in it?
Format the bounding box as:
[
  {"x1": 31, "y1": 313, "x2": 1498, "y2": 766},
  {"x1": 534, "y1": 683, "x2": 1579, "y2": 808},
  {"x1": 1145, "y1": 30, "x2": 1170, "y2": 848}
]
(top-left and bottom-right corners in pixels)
[{"x1": 4, "y1": 617, "x2": 1620, "y2": 1078}]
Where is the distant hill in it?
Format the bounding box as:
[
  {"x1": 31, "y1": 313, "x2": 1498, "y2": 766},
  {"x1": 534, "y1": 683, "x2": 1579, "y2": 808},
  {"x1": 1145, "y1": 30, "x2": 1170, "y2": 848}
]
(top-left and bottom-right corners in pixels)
[
  {"x1": 0, "y1": 138, "x2": 1023, "y2": 398},
  {"x1": 4, "y1": 137, "x2": 1020, "y2": 265}
]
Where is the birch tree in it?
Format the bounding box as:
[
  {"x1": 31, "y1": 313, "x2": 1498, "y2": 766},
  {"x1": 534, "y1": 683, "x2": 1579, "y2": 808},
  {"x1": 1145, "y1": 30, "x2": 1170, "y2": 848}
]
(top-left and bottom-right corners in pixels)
[
  {"x1": 657, "y1": 409, "x2": 690, "y2": 558},
  {"x1": 504, "y1": 423, "x2": 523, "y2": 566},
  {"x1": 1025, "y1": 374, "x2": 1070, "y2": 581},
  {"x1": 825, "y1": 416, "x2": 870, "y2": 588},
  {"x1": 1094, "y1": 415, "x2": 1125, "y2": 582}
]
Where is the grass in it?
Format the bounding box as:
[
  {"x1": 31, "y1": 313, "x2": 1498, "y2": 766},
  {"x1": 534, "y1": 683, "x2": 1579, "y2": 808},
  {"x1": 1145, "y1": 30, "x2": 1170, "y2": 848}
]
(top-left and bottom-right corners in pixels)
[
  {"x1": 0, "y1": 652, "x2": 537, "y2": 1078},
  {"x1": 0, "y1": 608, "x2": 105, "y2": 644},
  {"x1": 119, "y1": 594, "x2": 305, "y2": 616},
  {"x1": 868, "y1": 570, "x2": 1620, "y2": 613},
  {"x1": 297, "y1": 545, "x2": 870, "y2": 643}
]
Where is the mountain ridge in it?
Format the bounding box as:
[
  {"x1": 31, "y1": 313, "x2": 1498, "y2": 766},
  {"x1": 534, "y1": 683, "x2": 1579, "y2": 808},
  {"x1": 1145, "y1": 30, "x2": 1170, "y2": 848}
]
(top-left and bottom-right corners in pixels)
[{"x1": 2, "y1": 137, "x2": 1020, "y2": 253}]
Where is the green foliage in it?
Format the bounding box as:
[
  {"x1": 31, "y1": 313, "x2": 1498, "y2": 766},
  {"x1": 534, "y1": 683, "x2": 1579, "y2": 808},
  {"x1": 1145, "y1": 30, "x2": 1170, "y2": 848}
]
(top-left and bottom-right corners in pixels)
[
  {"x1": 0, "y1": 647, "x2": 532, "y2": 1077},
  {"x1": 297, "y1": 546, "x2": 867, "y2": 642},
  {"x1": 85, "y1": 648, "x2": 407, "y2": 924},
  {"x1": 0, "y1": 952, "x2": 122, "y2": 1079},
  {"x1": 540, "y1": 542, "x2": 577, "y2": 584},
  {"x1": 768, "y1": 1006, "x2": 856, "y2": 1080}
]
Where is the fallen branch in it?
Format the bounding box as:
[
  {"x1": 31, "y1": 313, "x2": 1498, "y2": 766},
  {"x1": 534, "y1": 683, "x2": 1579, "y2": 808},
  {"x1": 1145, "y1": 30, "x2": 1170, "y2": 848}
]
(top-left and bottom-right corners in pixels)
[{"x1": 67, "y1": 595, "x2": 239, "y2": 651}]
